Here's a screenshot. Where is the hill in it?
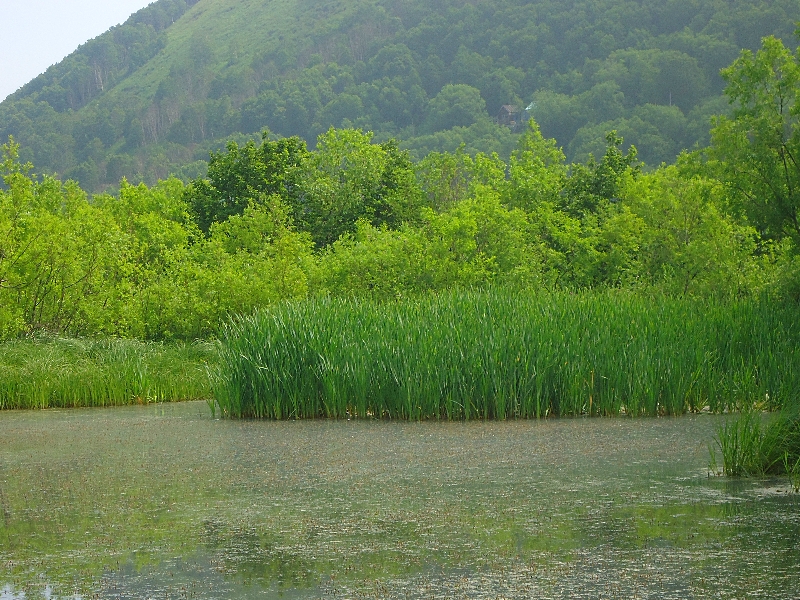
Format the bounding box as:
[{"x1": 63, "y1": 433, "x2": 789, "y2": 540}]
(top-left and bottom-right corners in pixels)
[{"x1": 1, "y1": 0, "x2": 799, "y2": 190}]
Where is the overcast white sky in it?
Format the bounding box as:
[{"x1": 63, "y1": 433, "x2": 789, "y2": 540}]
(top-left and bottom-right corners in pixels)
[{"x1": 0, "y1": 0, "x2": 155, "y2": 101}]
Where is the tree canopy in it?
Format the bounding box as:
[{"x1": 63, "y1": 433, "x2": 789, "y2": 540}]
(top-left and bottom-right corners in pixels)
[{"x1": 709, "y1": 34, "x2": 800, "y2": 243}]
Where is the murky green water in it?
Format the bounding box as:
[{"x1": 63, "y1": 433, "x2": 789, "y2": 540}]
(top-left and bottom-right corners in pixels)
[{"x1": 0, "y1": 402, "x2": 797, "y2": 599}]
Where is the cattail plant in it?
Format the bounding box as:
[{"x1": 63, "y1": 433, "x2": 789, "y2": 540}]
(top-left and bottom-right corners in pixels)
[{"x1": 213, "y1": 289, "x2": 800, "y2": 420}]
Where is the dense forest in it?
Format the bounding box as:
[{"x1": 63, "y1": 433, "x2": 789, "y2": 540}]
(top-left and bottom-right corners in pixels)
[
  {"x1": 2, "y1": 32, "x2": 800, "y2": 342},
  {"x1": 1, "y1": 0, "x2": 799, "y2": 191}
]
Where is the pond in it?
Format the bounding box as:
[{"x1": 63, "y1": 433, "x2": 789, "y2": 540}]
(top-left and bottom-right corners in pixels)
[{"x1": 0, "y1": 401, "x2": 797, "y2": 599}]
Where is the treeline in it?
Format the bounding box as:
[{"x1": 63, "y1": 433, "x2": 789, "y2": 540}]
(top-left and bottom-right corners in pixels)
[
  {"x1": 1, "y1": 0, "x2": 799, "y2": 191},
  {"x1": 2, "y1": 35, "x2": 800, "y2": 341}
]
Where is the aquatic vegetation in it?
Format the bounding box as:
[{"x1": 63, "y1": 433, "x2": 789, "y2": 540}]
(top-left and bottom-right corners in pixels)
[
  {"x1": 0, "y1": 337, "x2": 216, "y2": 409},
  {"x1": 713, "y1": 411, "x2": 767, "y2": 477},
  {"x1": 784, "y1": 452, "x2": 800, "y2": 492},
  {"x1": 214, "y1": 289, "x2": 800, "y2": 420},
  {"x1": 714, "y1": 406, "x2": 800, "y2": 479}
]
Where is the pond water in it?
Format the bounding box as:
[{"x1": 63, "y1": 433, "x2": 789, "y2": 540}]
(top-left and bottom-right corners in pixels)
[{"x1": 0, "y1": 401, "x2": 797, "y2": 599}]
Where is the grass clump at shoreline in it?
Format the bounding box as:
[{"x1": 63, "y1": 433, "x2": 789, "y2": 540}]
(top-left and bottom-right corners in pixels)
[
  {"x1": 713, "y1": 408, "x2": 800, "y2": 479},
  {"x1": 0, "y1": 337, "x2": 217, "y2": 410},
  {"x1": 213, "y1": 289, "x2": 800, "y2": 420}
]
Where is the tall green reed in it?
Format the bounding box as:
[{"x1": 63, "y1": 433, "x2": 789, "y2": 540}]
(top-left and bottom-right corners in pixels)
[
  {"x1": 714, "y1": 405, "x2": 800, "y2": 478},
  {"x1": 0, "y1": 337, "x2": 216, "y2": 409},
  {"x1": 213, "y1": 289, "x2": 800, "y2": 420},
  {"x1": 713, "y1": 411, "x2": 766, "y2": 477}
]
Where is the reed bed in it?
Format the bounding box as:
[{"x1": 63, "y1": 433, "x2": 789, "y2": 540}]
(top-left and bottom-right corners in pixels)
[
  {"x1": 714, "y1": 406, "x2": 800, "y2": 477},
  {"x1": 0, "y1": 337, "x2": 216, "y2": 409},
  {"x1": 214, "y1": 289, "x2": 800, "y2": 420}
]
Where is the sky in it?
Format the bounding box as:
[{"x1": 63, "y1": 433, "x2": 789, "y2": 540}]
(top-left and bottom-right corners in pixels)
[{"x1": 0, "y1": 0, "x2": 155, "y2": 102}]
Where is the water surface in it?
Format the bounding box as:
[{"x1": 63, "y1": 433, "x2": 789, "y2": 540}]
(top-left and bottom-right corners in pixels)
[{"x1": 0, "y1": 402, "x2": 797, "y2": 598}]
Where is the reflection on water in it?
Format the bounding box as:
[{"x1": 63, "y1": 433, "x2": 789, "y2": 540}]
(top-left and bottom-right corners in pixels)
[{"x1": 0, "y1": 402, "x2": 798, "y2": 598}]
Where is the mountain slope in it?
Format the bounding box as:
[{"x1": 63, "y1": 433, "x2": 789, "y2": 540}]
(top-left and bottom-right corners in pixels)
[{"x1": 2, "y1": 0, "x2": 799, "y2": 190}]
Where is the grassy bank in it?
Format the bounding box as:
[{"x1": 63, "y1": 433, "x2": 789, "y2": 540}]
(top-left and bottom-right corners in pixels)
[
  {"x1": 0, "y1": 337, "x2": 217, "y2": 409},
  {"x1": 214, "y1": 289, "x2": 800, "y2": 420}
]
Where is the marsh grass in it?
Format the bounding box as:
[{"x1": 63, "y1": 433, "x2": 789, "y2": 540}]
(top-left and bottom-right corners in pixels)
[
  {"x1": 214, "y1": 289, "x2": 800, "y2": 420},
  {"x1": 714, "y1": 406, "x2": 800, "y2": 478},
  {"x1": 713, "y1": 411, "x2": 766, "y2": 476},
  {"x1": 783, "y1": 452, "x2": 800, "y2": 492},
  {"x1": 0, "y1": 337, "x2": 216, "y2": 409}
]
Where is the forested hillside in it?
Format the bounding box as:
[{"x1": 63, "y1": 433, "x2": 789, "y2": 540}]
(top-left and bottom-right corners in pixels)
[{"x1": 1, "y1": 0, "x2": 799, "y2": 191}]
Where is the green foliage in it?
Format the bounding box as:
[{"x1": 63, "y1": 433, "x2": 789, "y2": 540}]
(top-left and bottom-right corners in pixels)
[
  {"x1": 0, "y1": 138, "x2": 131, "y2": 337},
  {"x1": 423, "y1": 84, "x2": 487, "y2": 133},
  {"x1": 0, "y1": 137, "x2": 316, "y2": 341},
  {"x1": 0, "y1": 336, "x2": 215, "y2": 409},
  {"x1": 2, "y1": 33, "x2": 800, "y2": 441},
  {"x1": 624, "y1": 165, "x2": 764, "y2": 298},
  {"x1": 317, "y1": 186, "x2": 539, "y2": 299},
  {"x1": 714, "y1": 412, "x2": 768, "y2": 477},
  {"x1": 3, "y1": 0, "x2": 799, "y2": 189},
  {"x1": 415, "y1": 145, "x2": 507, "y2": 210},
  {"x1": 506, "y1": 120, "x2": 567, "y2": 212},
  {"x1": 714, "y1": 407, "x2": 800, "y2": 479},
  {"x1": 185, "y1": 132, "x2": 309, "y2": 233},
  {"x1": 303, "y1": 129, "x2": 423, "y2": 247},
  {"x1": 563, "y1": 131, "x2": 639, "y2": 217},
  {"x1": 186, "y1": 128, "x2": 423, "y2": 248},
  {"x1": 137, "y1": 200, "x2": 314, "y2": 340},
  {"x1": 709, "y1": 35, "x2": 800, "y2": 243},
  {"x1": 214, "y1": 289, "x2": 800, "y2": 420},
  {"x1": 4, "y1": 34, "x2": 800, "y2": 344},
  {"x1": 1, "y1": 106, "x2": 788, "y2": 345}
]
